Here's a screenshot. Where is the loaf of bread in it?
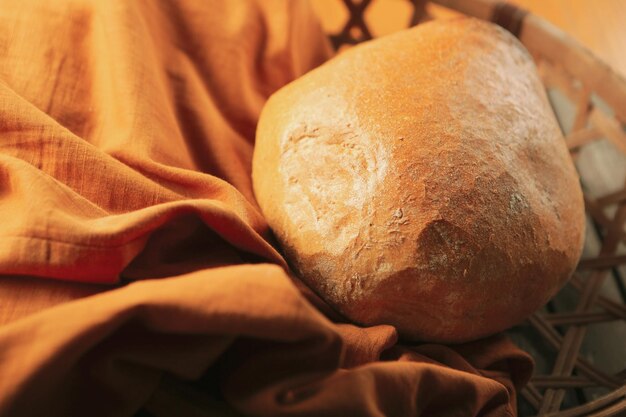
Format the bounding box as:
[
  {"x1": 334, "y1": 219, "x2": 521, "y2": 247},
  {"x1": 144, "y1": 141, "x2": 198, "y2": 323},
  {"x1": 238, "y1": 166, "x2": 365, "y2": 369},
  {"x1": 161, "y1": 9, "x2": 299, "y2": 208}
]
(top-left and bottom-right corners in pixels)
[{"x1": 252, "y1": 18, "x2": 585, "y2": 343}]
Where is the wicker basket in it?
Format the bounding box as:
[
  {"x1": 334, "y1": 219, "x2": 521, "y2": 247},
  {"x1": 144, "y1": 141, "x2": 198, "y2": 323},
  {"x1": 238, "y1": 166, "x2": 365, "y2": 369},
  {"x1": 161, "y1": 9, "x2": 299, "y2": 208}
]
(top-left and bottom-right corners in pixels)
[{"x1": 322, "y1": 0, "x2": 626, "y2": 416}]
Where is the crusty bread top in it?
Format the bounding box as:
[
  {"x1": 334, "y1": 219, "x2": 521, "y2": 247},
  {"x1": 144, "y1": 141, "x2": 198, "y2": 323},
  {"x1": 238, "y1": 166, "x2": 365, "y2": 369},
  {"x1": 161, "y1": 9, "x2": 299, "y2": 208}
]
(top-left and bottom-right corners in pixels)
[{"x1": 252, "y1": 18, "x2": 585, "y2": 343}]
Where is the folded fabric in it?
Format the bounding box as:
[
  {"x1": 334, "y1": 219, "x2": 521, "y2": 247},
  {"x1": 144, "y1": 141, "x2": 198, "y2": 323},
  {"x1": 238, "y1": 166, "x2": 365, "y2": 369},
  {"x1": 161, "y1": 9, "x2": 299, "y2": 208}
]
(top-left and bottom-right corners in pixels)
[{"x1": 0, "y1": 0, "x2": 533, "y2": 416}]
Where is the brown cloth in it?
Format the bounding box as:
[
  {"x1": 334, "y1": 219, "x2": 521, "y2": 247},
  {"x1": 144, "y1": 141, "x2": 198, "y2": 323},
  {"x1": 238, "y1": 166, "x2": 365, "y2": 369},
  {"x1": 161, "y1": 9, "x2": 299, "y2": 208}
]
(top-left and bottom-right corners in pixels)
[{"x1": 0, "y1": 0, "x2": 533, "y2": 416}]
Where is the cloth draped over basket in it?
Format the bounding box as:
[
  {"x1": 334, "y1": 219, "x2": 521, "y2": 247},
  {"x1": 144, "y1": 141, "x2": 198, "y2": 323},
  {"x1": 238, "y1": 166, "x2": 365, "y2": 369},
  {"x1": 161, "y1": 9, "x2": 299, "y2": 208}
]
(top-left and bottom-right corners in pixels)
[{"x1": 0, "y1": 0, "x2": 533, "y2": 416}]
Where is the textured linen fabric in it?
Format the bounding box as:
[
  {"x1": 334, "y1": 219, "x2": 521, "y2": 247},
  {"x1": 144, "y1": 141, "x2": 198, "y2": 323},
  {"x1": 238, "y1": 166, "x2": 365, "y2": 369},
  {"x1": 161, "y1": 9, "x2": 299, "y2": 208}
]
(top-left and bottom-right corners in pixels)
[{"x1": 0, "y1": 0, "x2": 533, "y2": 416}]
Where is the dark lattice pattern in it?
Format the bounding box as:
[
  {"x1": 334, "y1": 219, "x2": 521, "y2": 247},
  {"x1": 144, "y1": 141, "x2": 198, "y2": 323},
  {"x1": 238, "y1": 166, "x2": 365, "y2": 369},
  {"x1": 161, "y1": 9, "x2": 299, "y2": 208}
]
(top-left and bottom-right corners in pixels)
[{"x1": 329, "y1": 0, "x2": 427, "y2": 49}]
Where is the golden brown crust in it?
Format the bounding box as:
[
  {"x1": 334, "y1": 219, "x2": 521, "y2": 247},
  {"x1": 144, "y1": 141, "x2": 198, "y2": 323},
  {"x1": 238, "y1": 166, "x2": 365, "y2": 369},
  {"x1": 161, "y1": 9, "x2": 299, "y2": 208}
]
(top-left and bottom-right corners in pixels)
[{"x1": 252, "y1": 18, "x2": 585, "y2": 343}]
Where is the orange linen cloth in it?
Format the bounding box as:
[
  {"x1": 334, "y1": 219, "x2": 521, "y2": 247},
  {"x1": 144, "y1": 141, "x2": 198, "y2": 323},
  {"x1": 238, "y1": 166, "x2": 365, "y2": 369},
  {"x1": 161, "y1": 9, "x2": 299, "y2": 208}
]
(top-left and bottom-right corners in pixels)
[{"x1": 0, "y1": 0, "x2": 533, "y2": 416}]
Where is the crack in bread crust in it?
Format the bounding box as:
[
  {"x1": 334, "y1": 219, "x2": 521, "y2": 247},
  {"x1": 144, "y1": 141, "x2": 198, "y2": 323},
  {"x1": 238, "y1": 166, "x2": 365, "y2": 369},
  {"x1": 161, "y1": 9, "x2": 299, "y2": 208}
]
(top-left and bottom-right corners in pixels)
[{"x1": 252, "y1": 17, "x2": 585, "y2": 343}]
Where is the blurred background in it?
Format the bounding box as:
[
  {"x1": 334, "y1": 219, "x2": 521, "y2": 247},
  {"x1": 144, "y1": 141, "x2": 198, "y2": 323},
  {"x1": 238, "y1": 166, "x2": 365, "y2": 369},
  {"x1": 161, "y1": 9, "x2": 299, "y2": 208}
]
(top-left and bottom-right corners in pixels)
[{"x1": 311, "y1": 0, "x2": 626, "y2": 77}]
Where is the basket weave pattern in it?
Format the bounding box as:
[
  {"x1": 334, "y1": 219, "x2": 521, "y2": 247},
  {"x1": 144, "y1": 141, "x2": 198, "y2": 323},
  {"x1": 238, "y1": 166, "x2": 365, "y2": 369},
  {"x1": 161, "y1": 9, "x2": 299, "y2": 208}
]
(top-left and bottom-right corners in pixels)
[{"x1": 323, "y1": 1, "x2": 626, "y2": 416}]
